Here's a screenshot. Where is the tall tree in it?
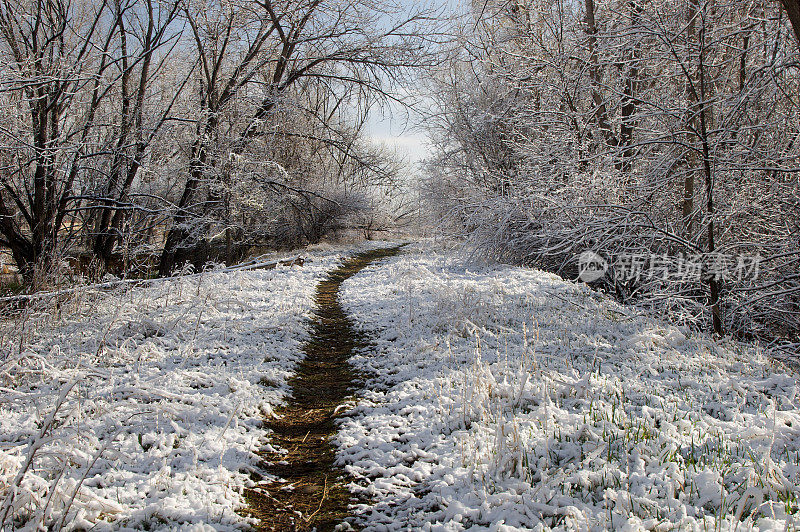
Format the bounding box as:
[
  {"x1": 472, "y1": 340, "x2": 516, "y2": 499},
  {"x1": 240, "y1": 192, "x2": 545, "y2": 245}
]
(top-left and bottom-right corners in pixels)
[
  {"x1": 0, "y1": 0, "x2": 115, "y2": 283},
  {"x1": 423, "y1": 0, "x2": 800, "y2": 339},
  {"x1": 86, "y1": 0, "x2": 182, "y2": 270},
  {"x1": 158, "y1": 0, "x2": 433, "y2": 275}
]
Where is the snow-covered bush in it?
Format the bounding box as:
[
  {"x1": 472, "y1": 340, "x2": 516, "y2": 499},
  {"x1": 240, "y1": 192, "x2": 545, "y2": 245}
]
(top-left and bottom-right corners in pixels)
[{"x1": 422, "y1": 0, "x2": 800, "y2": 345}]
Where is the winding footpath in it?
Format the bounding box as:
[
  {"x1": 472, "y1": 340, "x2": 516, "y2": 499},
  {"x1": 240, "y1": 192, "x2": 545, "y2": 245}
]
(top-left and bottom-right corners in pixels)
[{"x1": 246, "y1": 246, "x2": 403, "y2": 531}]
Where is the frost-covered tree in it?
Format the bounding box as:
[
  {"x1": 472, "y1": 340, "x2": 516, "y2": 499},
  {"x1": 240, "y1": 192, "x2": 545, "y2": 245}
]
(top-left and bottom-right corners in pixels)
[
  {"x1": 0, "y1": 0, "x2": 182, "y2": 283},
  {"x1": 0, "y1": 0, "x2": 431, "y2": 283},
  {"x1": 424, "y1": 0, "x2": 800, "y2": 342},
  {"x1": 157, "y1": 0, "x2": 434, "y2": 275}
]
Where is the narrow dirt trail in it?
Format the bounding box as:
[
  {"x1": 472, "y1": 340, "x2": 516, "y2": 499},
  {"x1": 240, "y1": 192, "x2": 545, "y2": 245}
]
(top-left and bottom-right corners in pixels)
[{"x1": 246, "y1": 246, "x2": 403, "y2": 531}]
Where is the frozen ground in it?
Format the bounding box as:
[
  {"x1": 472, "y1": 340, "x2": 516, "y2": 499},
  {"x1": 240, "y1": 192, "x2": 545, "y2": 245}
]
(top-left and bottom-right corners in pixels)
[
  {"x1": 0, "y1": 244, "x2": 373, "y2": 531},
  {"x1": 337, "y1": 241, "x2": 800, "y2": 531},
  {"x1": 2, "y1": 240, "x2": 798, "y2": 531}
]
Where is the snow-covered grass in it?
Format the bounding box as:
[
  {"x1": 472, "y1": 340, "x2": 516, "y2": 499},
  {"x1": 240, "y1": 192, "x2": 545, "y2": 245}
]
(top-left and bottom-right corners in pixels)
[
  {"x1": 0, "y1": 246, "x2": 358, "y2": 531},
  {"x1": 338, "y1": 241, "x2": 800, "y2": 531}
]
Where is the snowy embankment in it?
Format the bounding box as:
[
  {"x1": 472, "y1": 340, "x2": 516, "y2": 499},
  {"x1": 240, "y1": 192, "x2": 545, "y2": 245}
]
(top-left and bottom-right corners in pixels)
[
  {"x1": 338, "y1": 242, "x2": 800, "y2": 531},
  {"x1": 0, "y1": 246, "x2": 351, "y2": 530}
]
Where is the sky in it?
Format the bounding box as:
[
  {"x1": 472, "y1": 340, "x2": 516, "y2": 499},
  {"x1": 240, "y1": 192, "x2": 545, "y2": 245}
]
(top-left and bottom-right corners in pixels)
[
  {"x1": 365, "y1": 98, "x2": 430, "y2": 166},
  {"x1": 363, "y1": 0, "x2": 464, "y2": 168}
]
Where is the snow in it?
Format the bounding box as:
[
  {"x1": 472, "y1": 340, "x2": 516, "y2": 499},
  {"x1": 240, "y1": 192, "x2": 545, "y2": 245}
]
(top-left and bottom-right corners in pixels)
[
  {"x1": 337, "y1": 241, "x2": 800, "y2": 531},
  {"x1": 0, "y1": 246, "x2": 354, "y2": 530},
  {"x1": 2, "y1": 240, "x2": 798, "y2": 531}
]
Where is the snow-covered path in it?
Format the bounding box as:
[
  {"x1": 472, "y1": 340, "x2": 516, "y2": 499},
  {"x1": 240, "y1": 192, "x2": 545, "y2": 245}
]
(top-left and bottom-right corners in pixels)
[
  {"x1": 337, "y1": 242, "x2": 800, "y2": 531},
  {"x1": 246, "y1": 245, "x2": 403, "y2": 531},
  {"x1": 0, "y1": 245, "x2": 375, "y2": 530},
  {"x1": 2, "y1": 240, "x2": 799, "y2": 531}
]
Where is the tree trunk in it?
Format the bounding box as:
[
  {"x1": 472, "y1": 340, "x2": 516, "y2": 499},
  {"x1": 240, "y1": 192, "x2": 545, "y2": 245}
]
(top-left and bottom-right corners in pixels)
[
  {"x1": 692, "y1": 0, "x2": 723, "y2": 336},
  {"x1": 683, "y1": 0, "x2": 698, "y2": 238},
  {"x1": 158, "y1": 113, "x2": 216, "y2": 276},
  {"x1": 584, "y1": 0, "x2": 618, "y2": 150},
  {"x1": 780, "y1": 0, "x2": 800, "y2": 50},
  {"x1": 619, "y1": 1, "x2": 641, "y2": 178}
]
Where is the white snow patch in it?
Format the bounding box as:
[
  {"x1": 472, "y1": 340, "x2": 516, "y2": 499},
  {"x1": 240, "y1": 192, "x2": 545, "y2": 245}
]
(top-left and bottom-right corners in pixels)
[
  {"x1": 0, "y1": 244, "x2": 385, "y2": 530},
  {"x1": 337, "y1": 241, "x2": 800, "y2": 531}
]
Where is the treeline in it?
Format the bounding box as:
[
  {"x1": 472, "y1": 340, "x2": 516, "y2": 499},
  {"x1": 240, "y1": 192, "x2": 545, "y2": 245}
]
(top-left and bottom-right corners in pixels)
[
  {"x1": 423, "y1": 0, "x2": 800, "y2": 347},
  {"x1": 0, "y1": 0, "x2": 428, "y2": 286}
]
